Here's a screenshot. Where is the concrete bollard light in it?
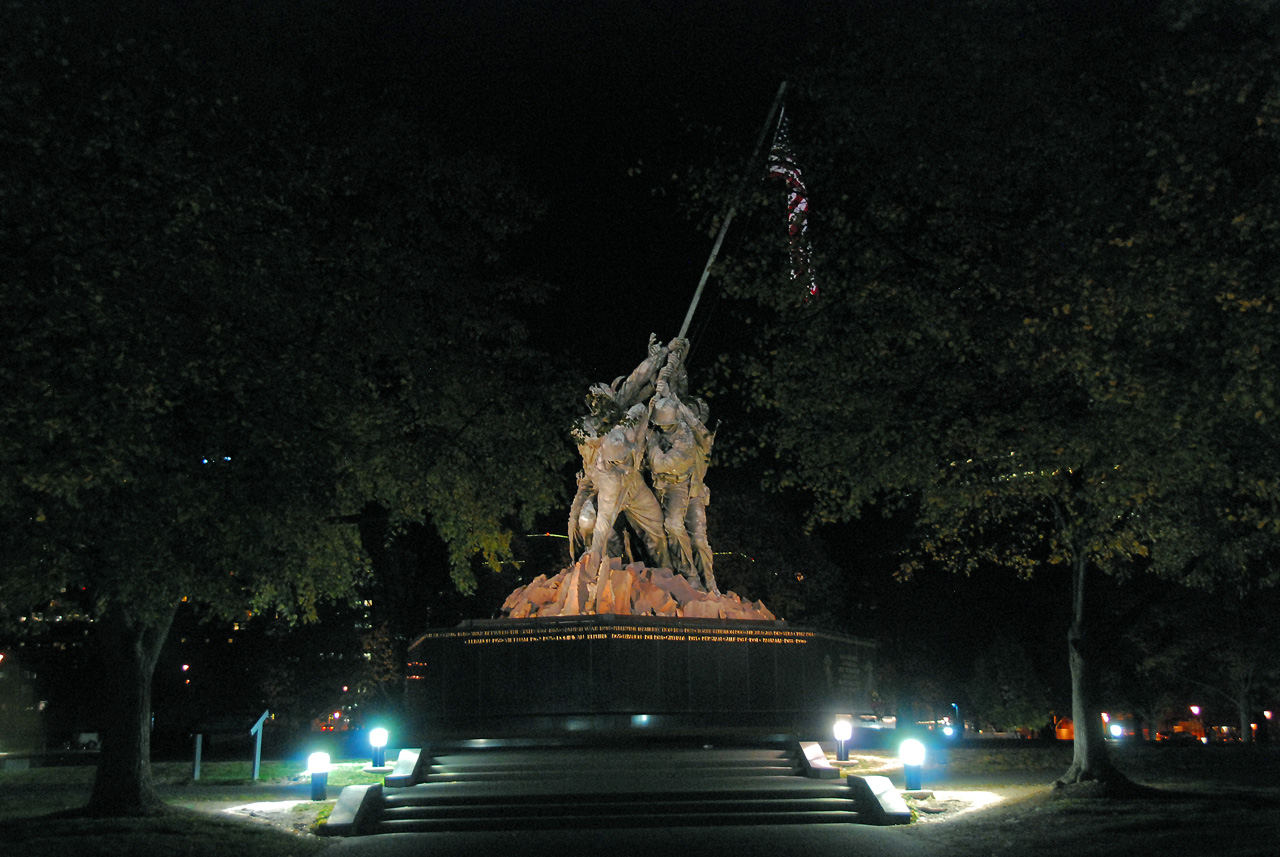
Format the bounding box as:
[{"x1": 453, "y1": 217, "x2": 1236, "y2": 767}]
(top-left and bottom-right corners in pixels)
[
  {"x1": 308, "y1": 752, "x2": 331, "y2": 801},
  {"x1": 900, "y1": 738, "x2": 926, "y2": 791},
  {"x1": 833, "y1": 718, "x2": 853, "y2": 762},
  {"x1": 369, "y1": 727, "x2": 388, "y2": 768}
]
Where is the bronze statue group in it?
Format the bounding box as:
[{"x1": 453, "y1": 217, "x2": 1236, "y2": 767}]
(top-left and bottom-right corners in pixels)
[{"x1": 568, "y1": 336, "x2": 717, "y2": 594}]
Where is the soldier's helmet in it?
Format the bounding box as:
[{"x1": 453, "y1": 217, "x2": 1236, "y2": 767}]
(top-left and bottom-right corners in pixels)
[{"x1": 651, "y1": 397, "x2": 680, "y2": 428}]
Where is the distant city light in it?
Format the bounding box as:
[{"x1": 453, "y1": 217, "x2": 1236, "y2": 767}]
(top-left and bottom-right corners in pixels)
[
  {"x1": 1190, "y1": 705, "x2": 1201, "y2": 716},
  {"x1": 1109, "y1": 723, "x2": 1123, "y2": 738}
]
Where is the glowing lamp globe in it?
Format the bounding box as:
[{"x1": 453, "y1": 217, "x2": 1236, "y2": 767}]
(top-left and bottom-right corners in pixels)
[
  {"x1": 370, "y1": 728, "x2": 388, "y2": 749},
  {"x1": 307, "y1": 752, "x2": 331, "y2": 775},
  {"x1": 833, "y1": 720, "x2": 853, "y2": 743},
  {"x1": 900, "y1": 738, "x2": 926, "y2": 767}
]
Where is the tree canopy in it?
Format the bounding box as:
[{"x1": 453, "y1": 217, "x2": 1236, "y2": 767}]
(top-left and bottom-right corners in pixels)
[
  {"x1": 0, "y1": 0, "x2": 572, "y2": 813},
  {"x1": 697, "y1": 0, "x2": 1280, "y2": 784}
]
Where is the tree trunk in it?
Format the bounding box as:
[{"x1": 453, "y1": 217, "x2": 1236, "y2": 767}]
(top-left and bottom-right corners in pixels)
[
  {"x1": 1238, "y1": 687, "x2": 1254, "y2": 745},
  {"x1": 86, "y1": 602, "x2": 177, "y2": 816},
  {"x1": 1056, "y1": 553, "x2": 1125, "y2": 786}
]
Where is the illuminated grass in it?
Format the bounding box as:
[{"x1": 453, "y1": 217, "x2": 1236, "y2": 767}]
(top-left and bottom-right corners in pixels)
[{"x1": 0, "y1": 759, "x2": 382, "y2": 821}]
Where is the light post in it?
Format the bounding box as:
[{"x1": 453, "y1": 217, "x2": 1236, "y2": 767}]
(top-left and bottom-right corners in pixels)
[
  {"x1": 308, "y1": 752, "x2": 331, "y2": 801},
  {"x1": 1190, "y1": 704, "x2": 1203, "y2": 743},
  {"x1": 900, "y1": 738, "x2": 926, "y2": 791},
  {"x1": 833, "y1": 718, "x2": 853, "y2": 762},
  {"x1": 369, "y1": 727, "x2": 389, "y2": 769}
]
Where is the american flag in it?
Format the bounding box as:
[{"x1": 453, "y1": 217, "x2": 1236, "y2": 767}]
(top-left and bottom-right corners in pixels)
[{"x1": 766, "y1": 113, "x2": 817, "y2": 297}]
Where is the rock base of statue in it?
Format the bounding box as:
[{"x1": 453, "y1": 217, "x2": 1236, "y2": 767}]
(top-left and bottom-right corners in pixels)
[
  {"x1": 404, "y1": 612, "x2": 877, "y2": 742},
  {"x1": 500, "y1": 555, "x2": 775, "y2": 621}
]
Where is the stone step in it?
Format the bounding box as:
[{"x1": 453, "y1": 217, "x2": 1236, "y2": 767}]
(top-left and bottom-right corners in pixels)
[
  {"x1": 381, "y1": 794, "x2": 860, "y2": 819},
  {"x1": 424, "y1": 767, "x2": 793, "y2": 787},
  {"x1": 416, "y1": 746, "x2": 801, "y2": 784},
  {"x1": 375, "y1": 809, "x2": 865, "y2": 833},
  {"x1": 426, "y1": 747, "x2": 794, "y2": 765},
  {"x1": 383, "y1": 781, "x2": 855, "y2": 808},
  {"x1": 318, "y1": 742, "x2": 905, "y2": 837}
]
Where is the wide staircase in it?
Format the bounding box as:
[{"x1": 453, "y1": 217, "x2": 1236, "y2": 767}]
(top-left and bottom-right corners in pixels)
[{"x1": 321, "y1": 741, "x2": 904, "y2": 835}]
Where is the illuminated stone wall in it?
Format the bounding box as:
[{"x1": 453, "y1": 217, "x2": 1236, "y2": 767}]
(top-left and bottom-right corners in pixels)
[{"x1": 405, "y1": 616, "x2": 875, "y2": 738}]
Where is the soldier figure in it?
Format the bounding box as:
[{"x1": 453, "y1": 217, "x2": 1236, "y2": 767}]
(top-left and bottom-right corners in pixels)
[
  {"x1": 570, "y1": 336, "x2": 673, "y2": 568},
  {"x1": 646, "y1": 358, "x2": 717, "y2": 593},
  {"x1": 566, "y1": 333, "x2": 714, "y2": 592},
  {"x1": 584, "y1": 402, "x2": 669, "y2": 570}
]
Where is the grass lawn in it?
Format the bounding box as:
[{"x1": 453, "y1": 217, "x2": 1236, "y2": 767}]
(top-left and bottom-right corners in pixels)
[
  {"x1": 0, "y1": 759, "x2": 384, "y2": 820},
  {"x1": 0, "y1": 758, "x2": 385, "y2": 857},
  {"x1": 0, "y1": 810, "x2": 328, "y2": 857}
]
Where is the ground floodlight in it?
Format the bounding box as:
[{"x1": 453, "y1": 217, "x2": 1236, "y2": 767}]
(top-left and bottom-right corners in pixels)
[
  {"x1": 370, "y1": 727, "x2": 389, "y2": 767},
  {"x1": 308, "y1": 752, "x2": 331, "y2": 800},
  {"x1": 900, "y1": 738, "x2": 926, "y2": 790},
  {"x1": 833, "y1": 718, "x2": 853, "y2": 761}
]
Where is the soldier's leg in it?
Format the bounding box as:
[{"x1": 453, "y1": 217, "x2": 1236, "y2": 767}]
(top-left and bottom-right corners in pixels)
[
  {"x1": 660, "y1": 483, "x2": 695, "y2": 581},
  {"x1": 587, "y1": 473, "x2": 624, "y2": 566},
  {"x1": 620, "y1": 476, "x2": 670, "y2": 570},
  {"x1": 687, "y1": 494, "x2": 716, "y2": 593}
]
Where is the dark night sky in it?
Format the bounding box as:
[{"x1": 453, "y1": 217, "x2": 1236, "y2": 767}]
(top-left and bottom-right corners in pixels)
[{"x1": 335, "y1": 1, "x2": 833, "y2": 376}]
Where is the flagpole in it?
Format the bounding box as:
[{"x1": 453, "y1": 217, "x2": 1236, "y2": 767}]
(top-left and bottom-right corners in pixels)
[{"x1": 677, "y1": 81, "x2": 789, "y2": 341}]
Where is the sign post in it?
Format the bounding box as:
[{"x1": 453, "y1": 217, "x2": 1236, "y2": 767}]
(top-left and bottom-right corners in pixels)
[{"x1": 250, "y1": 710, "x2": 269, "y2": 780}]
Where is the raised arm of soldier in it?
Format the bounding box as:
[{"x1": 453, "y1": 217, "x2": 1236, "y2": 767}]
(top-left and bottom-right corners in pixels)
[
  {"x1": 613, "y1": 334, "x2": 669, "y2": 409},
  {"x1": 662, "y1": 338, "x2": 691, "y2": 400}
]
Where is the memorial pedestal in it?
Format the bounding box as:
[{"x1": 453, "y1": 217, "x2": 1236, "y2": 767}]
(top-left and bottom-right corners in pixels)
[{"x1": 405, "y1": 615, "x2": 875, "y2": 741}]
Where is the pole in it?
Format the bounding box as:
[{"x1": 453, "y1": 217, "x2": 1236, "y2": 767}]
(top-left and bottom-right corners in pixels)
[
  {"x1": 250, "y1": 710, "x2": 269, "y2": 781},
  {"x1": 192, "y1": 733, "x2": 203, "y2": 781},
  {"x1": 677, "y1": 81, "x2": 789, "y2": 340}
]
